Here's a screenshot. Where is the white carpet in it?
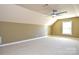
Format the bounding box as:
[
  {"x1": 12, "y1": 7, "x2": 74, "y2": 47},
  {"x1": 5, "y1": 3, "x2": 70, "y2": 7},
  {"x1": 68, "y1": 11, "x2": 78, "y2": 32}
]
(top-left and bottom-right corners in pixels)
[{"x1": 0, "y1": 36, "x2": 79, "y2": 55}]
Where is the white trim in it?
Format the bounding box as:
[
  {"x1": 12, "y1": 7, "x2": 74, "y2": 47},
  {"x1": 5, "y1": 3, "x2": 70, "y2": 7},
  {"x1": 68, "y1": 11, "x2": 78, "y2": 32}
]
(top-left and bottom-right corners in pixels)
[{"x1": 0, "y1": 36, "x2": 47, "y2": 47}]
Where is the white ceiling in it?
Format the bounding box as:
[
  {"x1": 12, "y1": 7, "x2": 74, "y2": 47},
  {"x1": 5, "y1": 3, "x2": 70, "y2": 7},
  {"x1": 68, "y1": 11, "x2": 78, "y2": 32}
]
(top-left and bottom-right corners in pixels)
[
  {"x1": 0, "y1": 4, "x2": 79, "y2": 25},
  {"x1": 18, "y1": 4, "x2": 79, "y2": 16},
  {"x1": 0, "y1": 4, "x2": 50, "y2": 25},
  {"x1": 18, "y1": 4, "x2": 79, "y2": 25}
]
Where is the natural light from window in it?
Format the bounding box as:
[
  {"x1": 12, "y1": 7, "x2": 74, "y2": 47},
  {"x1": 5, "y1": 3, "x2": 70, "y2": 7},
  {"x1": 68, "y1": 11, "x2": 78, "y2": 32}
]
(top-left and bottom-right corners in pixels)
[{"x1": 62, "y1": 21, "x2": 72, "y2": 35}]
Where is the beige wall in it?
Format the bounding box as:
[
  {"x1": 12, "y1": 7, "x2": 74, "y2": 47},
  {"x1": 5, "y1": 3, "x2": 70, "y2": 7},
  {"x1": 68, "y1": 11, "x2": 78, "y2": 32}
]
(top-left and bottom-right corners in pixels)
[
  {"x1": 0, "y1": 21, "x2": 47, "y2": 44},
  {"x1": 72, "y1": 17, "x2": 79, "y2": 37},
  {"x1": 49, "y1": 17, "x2": 79, "y2": 38}
]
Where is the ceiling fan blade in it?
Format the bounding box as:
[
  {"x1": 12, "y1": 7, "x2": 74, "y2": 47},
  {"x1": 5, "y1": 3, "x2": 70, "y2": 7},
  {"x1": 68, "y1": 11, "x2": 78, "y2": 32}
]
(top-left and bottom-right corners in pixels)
[
  {"x1": 56, "y1": 11, "x2": 67, "y2": 15},
  {"x1": 50, "y1": 12, "x2": 56, "y2": 15}
]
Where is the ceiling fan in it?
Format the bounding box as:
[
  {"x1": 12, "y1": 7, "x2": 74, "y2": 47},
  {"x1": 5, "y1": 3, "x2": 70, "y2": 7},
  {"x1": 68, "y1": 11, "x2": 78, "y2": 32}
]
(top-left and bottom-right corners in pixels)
[
  {"x1": 50, "y1": 9, "x2": 67, "y2": 17},
  {"x1": 43, "y1": 4, "x2": 67, "y2": 17}
]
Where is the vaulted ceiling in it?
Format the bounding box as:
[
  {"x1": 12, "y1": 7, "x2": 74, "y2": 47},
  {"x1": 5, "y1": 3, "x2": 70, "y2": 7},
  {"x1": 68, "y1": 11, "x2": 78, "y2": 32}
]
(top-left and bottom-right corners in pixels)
[
  {"x1": 18, "y1": 4, "x2": 79, "y2": 25},
  {"x1": 18, "y1": 4, "x2": 79, "y2": 18},
  {"x1": 0, "y1": 4, "x2": 79, "y2": 25}
]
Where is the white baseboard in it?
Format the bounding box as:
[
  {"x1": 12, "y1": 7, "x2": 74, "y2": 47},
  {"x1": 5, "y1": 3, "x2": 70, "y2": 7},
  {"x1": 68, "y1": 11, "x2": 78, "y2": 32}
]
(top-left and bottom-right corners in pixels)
[{"x1": 0, "y1": 36, "x2": 47, "y2": 47}]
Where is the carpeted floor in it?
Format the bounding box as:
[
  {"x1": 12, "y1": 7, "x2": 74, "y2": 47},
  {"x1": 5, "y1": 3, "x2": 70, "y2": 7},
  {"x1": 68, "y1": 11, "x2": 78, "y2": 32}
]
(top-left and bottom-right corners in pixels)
[{"x1": 0, "y1": 36, "x2": 79, "y2": 55}]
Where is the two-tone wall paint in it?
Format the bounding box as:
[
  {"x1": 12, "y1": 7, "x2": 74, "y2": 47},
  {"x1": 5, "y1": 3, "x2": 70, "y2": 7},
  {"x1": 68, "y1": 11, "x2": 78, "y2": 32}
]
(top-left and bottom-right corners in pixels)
[
  {"x1": 0, "y1": 21, "x2": 47, "y2": 44},
  {"x1": 0, "y1": 5, "x2": 49, "y2": 44},
  {"x1": 49, "y1": 17, "x2": 79, "y2": 38}
]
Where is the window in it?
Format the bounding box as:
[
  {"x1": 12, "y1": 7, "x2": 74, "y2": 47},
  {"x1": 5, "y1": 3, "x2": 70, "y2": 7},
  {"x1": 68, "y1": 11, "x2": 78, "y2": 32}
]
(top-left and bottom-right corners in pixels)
[{"x1": 62, "y1": 21, "x2": 72, "y2": 35}]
